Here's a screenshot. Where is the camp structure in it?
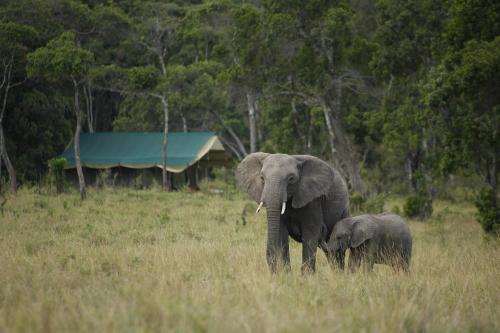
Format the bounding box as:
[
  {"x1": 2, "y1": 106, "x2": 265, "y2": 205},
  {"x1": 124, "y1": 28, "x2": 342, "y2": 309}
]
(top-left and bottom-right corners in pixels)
[{"x1": 61, "y1": 131, "x2": 233, "y2": 189}]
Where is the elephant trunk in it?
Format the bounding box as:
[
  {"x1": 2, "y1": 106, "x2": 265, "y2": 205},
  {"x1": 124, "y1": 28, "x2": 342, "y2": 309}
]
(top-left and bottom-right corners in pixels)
[
  {"x1": 328, "y1": 240, "x2": 340, "y2": 253},
  {"x1": 263, "y1": 178, "x2": 287, "y2": 272}
]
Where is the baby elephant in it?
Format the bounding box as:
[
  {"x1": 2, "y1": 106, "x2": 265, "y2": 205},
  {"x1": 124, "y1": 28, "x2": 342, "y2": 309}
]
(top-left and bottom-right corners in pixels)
[{"x1": 324, "y1": 213, "x2": 412, "y2": 272}]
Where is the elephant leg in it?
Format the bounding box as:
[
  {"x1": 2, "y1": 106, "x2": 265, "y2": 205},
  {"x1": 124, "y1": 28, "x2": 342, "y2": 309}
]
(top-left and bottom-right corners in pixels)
[
  {"x1": 365, "y1": 259, "x2": 374, "y2": 272},
  {"x1": 361, "y1": 254, "x2": 374, "y2": 272},
  {"x1": 301, "y1": 238, "x2": 318, "y2": 273},
  {"x1": 335, "y1": 250, "x2": 345, "y2": 270},
  {"x1": 348, "y1": 248, "x2": 361, "y2": 273},
  {"x1": 324, "y1": 207, "x2": 349, "y2": 270},
  {"x1": 322, "y1": 248, "x2": 337, "y2": 269},
  {"x1": 279, "y1": 220, "x2": 291, "y2": 271},
  {"x1": 320, "y1": 244, "x2": 345, "y2": 270},
  {"x1": 299, "y1": 200, "x2": 323, "y2": 273}
]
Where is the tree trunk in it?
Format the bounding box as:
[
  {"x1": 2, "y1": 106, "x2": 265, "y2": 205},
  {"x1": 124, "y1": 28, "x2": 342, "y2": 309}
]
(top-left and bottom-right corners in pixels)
[
  {"x1": 209, "y1": 109, "x2": 247, "y2": 157},
  {"x1": 246, "y1": 90, "x2": 257, "y2": 153},
  {"x1": 254, "y1": 97, "x2": 263, "y2": 145},
  {"x1": 306, "y1": 107, "x2": 313, "y2": 154},
  {"x1": 420, "y1": 130, "x2": 434, "y2": 219},
  {"x1": 0, "y1": 60, "x2": 17, "y2": 194},
  {"x1": 333, "y1": 77, "x2": 365, "y2": 194},
  {"x1": 0, "y1": 86, "x2": 16, "y2": 193},
  {"x1": 319, "y1": 97, "x2": 365, "y2": 195},
  {"x1": 319, "y1": 98, "x2": 337, "y2": 160},
  {"x1": 83, "y1": 82, "x2": 95, "y2": 133},
  {"x1": 218, "y1": 135, "x2": 243, "y2": 161},
  {"x1": 486, "y1": 156, "x2": 497, "y2": 190},
  {"x1": 72, "y1": 80, "x2": 86, "y2": 200},
  {"x1": 0, "y1": 138, "x2": 2, "y2": 192},
  {"x1": 181, "y1": 114, "x2": 187, "y2": 133},
  {"x1": 0, "y1": 123, "x2": 16, "y2": 194},
  {"x1": 407, "y1": 157, "x2": 413, "y2": 193},
  {"x1": 160, "y1": 95, "x2": 170, "y2": 191},
  {"x1": 291, "y1": 98, "x2": 308, "y2": 152}
]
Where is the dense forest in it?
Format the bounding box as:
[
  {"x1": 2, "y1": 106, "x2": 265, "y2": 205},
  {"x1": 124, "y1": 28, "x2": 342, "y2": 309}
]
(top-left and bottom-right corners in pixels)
[{"x1": 0, "y1": 0, "x2": 499, "y2": 228}]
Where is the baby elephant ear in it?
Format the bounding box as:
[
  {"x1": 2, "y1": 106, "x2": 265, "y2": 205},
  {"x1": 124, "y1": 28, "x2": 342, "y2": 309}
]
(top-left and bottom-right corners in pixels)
[
  {"x1": 350, "y1": 219, "x2": 376, "y2": 248},
  {"x1": 235, "y1": 152, "x2": 269, "y2": 203},
  {"x1": 292, "y1": 155, "x2": 335, "y2": 208}
]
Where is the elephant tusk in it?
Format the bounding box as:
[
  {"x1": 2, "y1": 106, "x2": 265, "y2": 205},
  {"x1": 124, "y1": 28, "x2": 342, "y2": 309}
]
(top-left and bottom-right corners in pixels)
[
  {"x1": 281, "y1": 202, "x2": 286, "y2": 215},
  {"x1": 256, "y1": 202, "x2": 263, "y2": 213}
]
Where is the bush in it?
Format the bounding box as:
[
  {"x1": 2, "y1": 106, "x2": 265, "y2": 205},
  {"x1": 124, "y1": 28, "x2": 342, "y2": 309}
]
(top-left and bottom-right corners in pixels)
[
  {"x1": 364, "y1": 194, "x2": 386, "y2": 213},
  {"x1": 349, "y1": 193, "x2": 385, "y2": 214},
  {"x1": 349, "y1": 192, "x2": 365, "y2": 213},
  {"x1": 47, "y1": 157, "x2": 67, "y2": 193},
  {"x1": 391, "y1": 205, "x2": 401, "y2": 215},
  {"x1": 404, "y1": 191, "x2": 432, "y2": 219},
  {"x1": 474, "y1": 188, "x2": 500, "y2": 235}
]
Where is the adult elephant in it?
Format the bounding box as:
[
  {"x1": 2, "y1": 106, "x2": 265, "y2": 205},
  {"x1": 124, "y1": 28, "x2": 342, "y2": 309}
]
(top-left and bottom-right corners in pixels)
[{"x1": 236, "y1": 153, "x2": 349, "y2": 273}]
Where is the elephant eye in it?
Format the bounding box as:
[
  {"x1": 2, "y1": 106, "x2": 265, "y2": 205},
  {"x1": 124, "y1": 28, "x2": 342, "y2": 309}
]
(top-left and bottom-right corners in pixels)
[
  {"x1": 260, "y1": 174, "x2": 265, "y2": 183},
  {"x1": 288, "y1": 176, "x2": 296, "y2": 183}
]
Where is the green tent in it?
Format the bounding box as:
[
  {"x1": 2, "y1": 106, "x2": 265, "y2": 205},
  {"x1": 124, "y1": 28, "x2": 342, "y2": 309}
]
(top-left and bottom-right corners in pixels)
[{"x1": 61, "y1": 132, "x2": 231, "y2": 173}]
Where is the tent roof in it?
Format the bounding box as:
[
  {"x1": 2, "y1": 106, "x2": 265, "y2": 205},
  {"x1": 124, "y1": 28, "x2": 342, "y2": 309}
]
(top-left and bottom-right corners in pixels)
[{"x1": 61, "y1": 131, "x2": 228, "y2": 173}]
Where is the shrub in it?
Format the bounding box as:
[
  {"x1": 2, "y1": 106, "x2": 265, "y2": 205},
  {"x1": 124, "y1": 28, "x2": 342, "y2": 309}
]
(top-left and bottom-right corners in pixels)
[
  {"x1": 364, "y1": 194, "x2": 386, "y2": 213},
  {"x1": 349, "y1": 193, "x2": 386, "y2": 214},
  {"x1": 349, "y1": 192, "x2": 365, "y2": 213},
  {"x1": 404, "y1": 191, "x2": 432, "y2": 219},
  {"x1": 47, "y1": 157, "x2": 67, "y2": 193},
  {"x1": 474, "y1": 188, "x2": 500, "y2": 235},
  {"x1": 391, "y1": 205, "x2": 401, "y2": 215}
]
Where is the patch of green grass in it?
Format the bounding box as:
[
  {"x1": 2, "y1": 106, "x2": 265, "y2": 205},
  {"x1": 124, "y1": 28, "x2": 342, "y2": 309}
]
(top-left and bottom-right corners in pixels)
[{"x1": 0, "y1": 185, "x2": 498, "y2": 332}]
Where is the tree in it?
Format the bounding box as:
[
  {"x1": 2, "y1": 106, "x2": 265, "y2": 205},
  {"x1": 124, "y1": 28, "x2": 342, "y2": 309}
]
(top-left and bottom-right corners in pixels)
[
  {"x1": 179, "y1": 1, "x2": 248, "y2": 159},
  {"x1": 229, "y1": 3, "x2": 266, "y2": 154},
  {"x1": 131, "y1": 2, "x2": 183, "y2": 191},
  {"x1": 28, "y1": 31, "x2": 94, "y2": 200},
  {"x1": 259, "y1": 0, "x2": 375, "y2": 194},
  {"x1": 369, "y1": 0, "x2": 446, "y2": 217},
  {"x1": 0, "y1": 22, "x2": 38, "y2": 193}
]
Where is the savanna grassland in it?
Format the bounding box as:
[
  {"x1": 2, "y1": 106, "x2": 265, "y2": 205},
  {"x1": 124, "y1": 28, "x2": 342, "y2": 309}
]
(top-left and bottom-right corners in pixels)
[{"x1": 0, "y1": 183, "x2": 499, "y2": 333}]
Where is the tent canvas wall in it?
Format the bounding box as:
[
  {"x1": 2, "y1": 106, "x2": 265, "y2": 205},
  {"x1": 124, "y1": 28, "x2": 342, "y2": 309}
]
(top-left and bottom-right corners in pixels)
[{"x1": 61, "y1": 132, "x2": 232, "y2": 188}]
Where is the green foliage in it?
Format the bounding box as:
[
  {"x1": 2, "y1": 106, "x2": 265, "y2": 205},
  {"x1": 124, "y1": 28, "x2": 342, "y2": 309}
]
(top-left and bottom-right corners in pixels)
[
  {"x1": 47, "y1": 157, "x2": 67, "y2": 193},
  {"x1": 1, "y1": 0, "x2": 498, "y2": 206},
  {"x1": 363, "y1": 194, "x2": 386, "y2": 214},
  {"x1": 27, "y1": 31, "x2": 94, "y2": 83},
  {"x1": 349, "y1": 192, "x2": 365, "y2": 213},
  {"x1": 474, "y1": 188, "x2": 500, "y2": 236},
  {"x1": 391, "y1": 205, "x2": 401, "y2": 215},
  {"x1": 349, "y1": 192, "x2": 385, "y2": 214},
  {"x1": 404, "y1": 191, "x2": 432, "y2": 219},
  {"x1": 127, "y1": 66, "x2": 160, "y2": 90},
  {"x1": 0, "y1": 21, "x2": 39, "y2": 58}
]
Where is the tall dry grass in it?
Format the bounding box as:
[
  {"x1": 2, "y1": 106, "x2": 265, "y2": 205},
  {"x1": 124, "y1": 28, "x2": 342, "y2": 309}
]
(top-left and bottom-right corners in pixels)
[{"x1": 0, "y1": 184, "x2": 499, "y2": 332}]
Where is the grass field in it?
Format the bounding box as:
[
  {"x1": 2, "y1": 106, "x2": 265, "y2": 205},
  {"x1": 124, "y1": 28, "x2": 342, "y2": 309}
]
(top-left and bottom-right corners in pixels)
[{"x1": 0, "y1": 183, "x2": 499, "y2": 332}]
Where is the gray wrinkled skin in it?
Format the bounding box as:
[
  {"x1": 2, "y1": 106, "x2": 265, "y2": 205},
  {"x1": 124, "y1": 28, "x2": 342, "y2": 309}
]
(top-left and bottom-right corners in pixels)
[
  {"x1": 236, "y1": 153, "x2": 349, "y2": 273},
  {"x1": 325, "y1": 212, "x2": 412, "y2": 272}
]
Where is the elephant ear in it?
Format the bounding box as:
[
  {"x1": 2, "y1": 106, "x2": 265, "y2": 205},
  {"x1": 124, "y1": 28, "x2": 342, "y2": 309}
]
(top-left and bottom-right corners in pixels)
[
  {"x1": 292, "y1": 155, "x2": 335, "y2": 208},
  {"x1": 350, "y1": 218, "x2": 376, "y2": 248},
  {"x1": 235, "y1": 152, "x2": 270, "y2": 203}
]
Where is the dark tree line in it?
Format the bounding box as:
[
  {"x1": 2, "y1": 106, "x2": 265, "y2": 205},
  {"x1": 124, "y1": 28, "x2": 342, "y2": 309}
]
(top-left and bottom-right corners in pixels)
[{"x1": 0, "y1": 0, "x2": 499, "y2": 226}]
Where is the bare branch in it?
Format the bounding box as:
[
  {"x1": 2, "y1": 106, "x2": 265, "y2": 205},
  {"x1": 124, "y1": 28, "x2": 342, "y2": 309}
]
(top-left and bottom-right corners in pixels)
[
  {"x1": 9, "y1": 78, "x2": 27, "y2": 89},
  {"x1": 271, "y1": 90, "x2": 319, "y2": 107},
  {"x1": 0, "y1": 60, "x2": 8, "y2": 89}
]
